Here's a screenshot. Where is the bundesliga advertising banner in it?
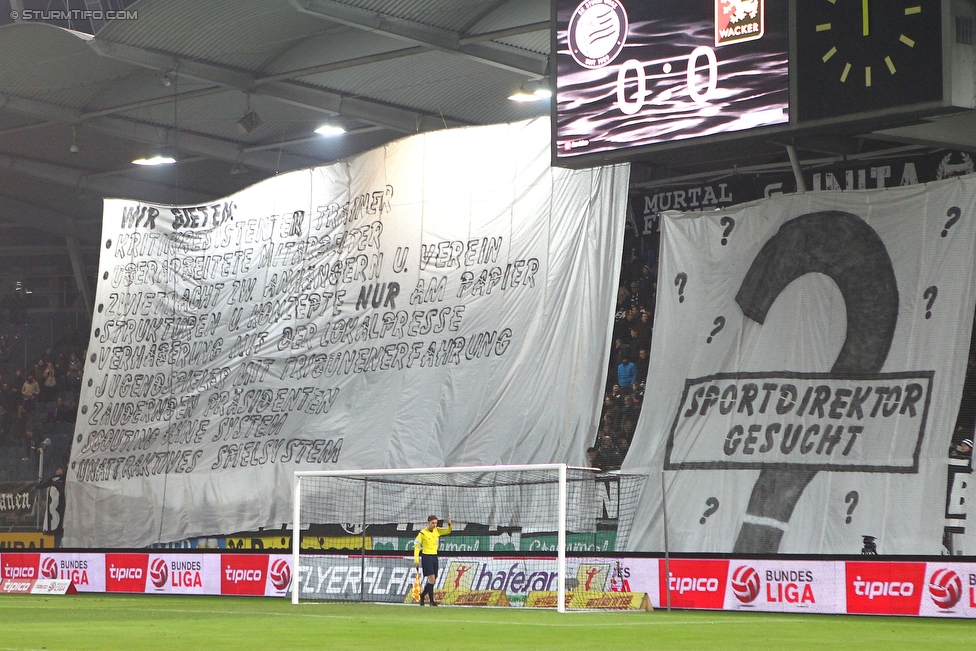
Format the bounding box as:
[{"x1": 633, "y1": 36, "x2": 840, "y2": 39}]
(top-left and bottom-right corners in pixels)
[
  {"x1": 2, "y1": 552, "x2": 974, "y2": 617},
  {"x1": 624, "y1": 175, "x2": 976, "y2": 555},
  {"x1": 62, "y1": 118, "x2": 630, "y2": 548},
  {"x1": 0, "y1": 552, "x2": 290, "y2": 597}
]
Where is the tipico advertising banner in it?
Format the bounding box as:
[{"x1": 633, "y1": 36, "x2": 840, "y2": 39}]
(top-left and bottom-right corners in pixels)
[{"x1": 1, "y1": 552, "x2": 976, "y2": 616}]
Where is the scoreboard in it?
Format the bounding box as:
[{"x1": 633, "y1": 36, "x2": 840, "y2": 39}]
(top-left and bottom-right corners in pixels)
[{"x1": 553, "y1": 0, "x2": 968, "y2": 166}]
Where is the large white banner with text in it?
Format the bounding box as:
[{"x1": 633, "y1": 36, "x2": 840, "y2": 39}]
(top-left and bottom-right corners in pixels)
[
  {"x1": 63, "y1": 118, "x2": 630, "y2": 547},
  {"x1": 625, "y1": 176, "x2": 976, "y2": 554}
]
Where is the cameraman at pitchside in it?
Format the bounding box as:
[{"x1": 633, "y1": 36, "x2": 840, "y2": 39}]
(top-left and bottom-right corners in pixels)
[{"x1": 414, "y1": 515, "x2": 452, "y2": 606}]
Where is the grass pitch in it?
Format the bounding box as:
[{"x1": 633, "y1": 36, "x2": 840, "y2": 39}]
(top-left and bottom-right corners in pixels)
[{"x1": 0, "y1": 594, "x2": 972, "y2": 651}]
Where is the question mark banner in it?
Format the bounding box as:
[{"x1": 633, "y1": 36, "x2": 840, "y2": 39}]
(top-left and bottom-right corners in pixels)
[
  {"x1": 720, "y1": 216, "x2": 736, "y2": 245},
  {"x1": 844, "y1": 491, "x2": 859, "y2": 524},
  {"x1": 706, "y1": 316, "x2": 725, "y2": 343},
  {"x1": 700, "y1": 497, "x2": 720, "y2": 524},
  {"x1": 675, "y1": 272, "x2": 688, "y2": 303},
  {"x1": 630, "y1": 176, "x2": 976, "y2": 555},
  {"x1": 923, "y1": 286, "x2": 938, "y2": 319}
]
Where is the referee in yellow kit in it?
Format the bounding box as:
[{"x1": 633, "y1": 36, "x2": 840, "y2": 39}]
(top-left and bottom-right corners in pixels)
[{"x1": 414, "y1": 515, "x2": 452, "y2": 606}]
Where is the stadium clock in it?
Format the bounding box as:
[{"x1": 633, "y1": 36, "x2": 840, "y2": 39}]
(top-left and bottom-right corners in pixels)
[{"x1": 796, "y1": 0, "x2": 944, "y2": 120}]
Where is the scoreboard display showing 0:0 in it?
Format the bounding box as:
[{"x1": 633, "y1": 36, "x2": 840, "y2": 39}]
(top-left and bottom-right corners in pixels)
[
  {"x1": 615, "y1": 45, "x2": 720, "y2": 115},
  {"x1": 554, "y1": 0, "x2": 790, "y2": 161}
]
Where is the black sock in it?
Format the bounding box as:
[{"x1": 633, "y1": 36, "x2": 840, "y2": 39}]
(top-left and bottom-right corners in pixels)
[{"x1": 424, "y1": 583, "x2": 434, "y2": 600}]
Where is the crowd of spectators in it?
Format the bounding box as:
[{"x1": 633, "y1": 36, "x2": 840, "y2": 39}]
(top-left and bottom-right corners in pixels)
[
  {"x1": 589, "y1": 241, "x2": 658, "y2": 472},
  {"x1": 0, "y1": 334, "x2": 84, "y2": 473}
]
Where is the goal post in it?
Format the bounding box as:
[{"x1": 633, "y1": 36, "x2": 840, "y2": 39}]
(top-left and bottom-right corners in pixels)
[{"x1": 291, "y1": 464, "x2": 645, "y2": 611}]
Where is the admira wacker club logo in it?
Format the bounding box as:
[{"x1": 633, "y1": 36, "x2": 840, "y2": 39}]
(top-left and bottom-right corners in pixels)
[{"x1": 716, "y1": 0, "x2": 764, "y2": 47}]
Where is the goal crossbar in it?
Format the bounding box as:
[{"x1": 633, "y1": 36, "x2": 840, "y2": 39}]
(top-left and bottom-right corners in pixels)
[{"x1": 292, "y1": 463, "x2": 570, "y2": 611}]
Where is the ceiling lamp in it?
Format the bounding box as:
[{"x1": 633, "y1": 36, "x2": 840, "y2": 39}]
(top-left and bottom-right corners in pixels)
[
  {"x1": 236, "y1": 94, "x2": 263, "y2": 135},
  {"x1": 315, "y1": 121, "x2": 346, "y2": 137},
  {"x1": 508, "y1": 80, "x2": 552, "y2": 102},
  {"x1": 237, "y1": 111, "x2": 263, "y2": 135},
  {"x1": 132, "y1": 149, "x2": 177, "y2": 166}
]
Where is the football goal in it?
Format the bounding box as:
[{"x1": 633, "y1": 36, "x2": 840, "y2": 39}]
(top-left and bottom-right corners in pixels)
[{"x1": 291, "y1": 464, "x2": 645, "y2": 611}]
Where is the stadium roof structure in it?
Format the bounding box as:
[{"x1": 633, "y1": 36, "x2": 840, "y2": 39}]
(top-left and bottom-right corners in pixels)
[{"x1": 0, "y1": 0, "x2": 972, "y2": 313}]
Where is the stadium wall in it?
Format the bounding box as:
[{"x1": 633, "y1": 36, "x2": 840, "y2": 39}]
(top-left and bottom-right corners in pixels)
[{"x1": 1, "y1": 551, "x2": 974, "y2": 618}]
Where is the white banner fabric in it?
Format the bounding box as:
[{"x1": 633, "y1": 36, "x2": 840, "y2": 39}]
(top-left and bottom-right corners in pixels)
[
  {"x1": 624, "y1": 176, "x2": 976, "y2": 554},
  {"x1": 63, "y1": 118, "x2": 630, "y2": 547}
]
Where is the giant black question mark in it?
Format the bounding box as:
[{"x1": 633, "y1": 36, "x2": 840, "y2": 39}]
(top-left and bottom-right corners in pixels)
[{"x1": 732, "y1": 211, "x2": 898, "y2": 553}]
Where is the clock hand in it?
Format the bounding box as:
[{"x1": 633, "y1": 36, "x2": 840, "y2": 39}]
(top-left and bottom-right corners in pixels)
[{"x1": 862, "y1": 0, "x2": 870, "y2": 36}]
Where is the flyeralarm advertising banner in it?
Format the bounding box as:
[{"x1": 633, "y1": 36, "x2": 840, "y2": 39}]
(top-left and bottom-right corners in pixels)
[{"x1": 1, "y1": 552, "x2": 976, "y2": 617}]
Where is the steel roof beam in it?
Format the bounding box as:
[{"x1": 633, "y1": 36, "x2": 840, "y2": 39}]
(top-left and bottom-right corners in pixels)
[
  {"x1": 88, "y1": 39, "x2": 464, "y2": 133},
  {"x1": 0, "y1": 91, "x2": 314, "y2": 174},
  {"x1": 0, "y1": 149, "x2": 212, "y2": 206},
  {"x1": 292, "y1": 0, "x2": 547, "y2": 76}
]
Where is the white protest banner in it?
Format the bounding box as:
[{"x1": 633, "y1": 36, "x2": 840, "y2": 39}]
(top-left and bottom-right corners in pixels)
[
  {"x1": 63, "y1": 118, "x2": 630, "y2": 547},
  {"x1": 625, "y1": 176, "x2": 976, "y2": 554}
]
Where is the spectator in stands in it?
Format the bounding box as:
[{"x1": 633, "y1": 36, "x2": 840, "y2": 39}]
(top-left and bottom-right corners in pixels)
[
  {"x1": 638, "y1": 311, "x2": 652, "y2": 345},
  {"x1": 41, "y1": 362, "x2": 57, "y2": 403},
  {"x1": 67, "y1": 353, "x2": 83, "y2": 389},
  {"x1": 10, "y1": 403, "x2": 28, "y2": 443},
  {"x1": 586, "y1": 447, "x2": 602, "y2": 471},
  {"x1": 616, "y1": 284, "x2": 631, "y2": 311},
  {"x1": 32, "y1": 358, "x2": 47, "y2": 384},
  {"x1": 615, "y1": 436, "x2": 631, "y2": 465},
  {"x1": 22, "y1": 427, "x2": 37, "y2": 462},
  {"x1": 622, "y1": 394, "x2": 640, "y2": 424},
  {"x1": 21, "y1": 374, "x2": 39, "y2": 413},
  {"x1": 609, "y1": 384, "x2": 623, "y2": 402},
  {"x1": 635, "y1": 348, "x2": 649, "y2": 384},
  {"x1": 596, "y1": 432, "x2": 621, "y2": 470},
  {"x1": 617, "y1": 356, "x2": 637, "y2": 393},
  {"x1": 639, "y1": 265, "x2": 656, "y2": 307},
  {"x1": 0, "y1": 382, "x2": 9, "y2": 439},
  {"x1": 48, "y1": 397, "x2": 75, "y2": 424},
  {"x1": 603, "y1": 391, "x2": 621, "y2": 417},
  {"x1": 620, "y1": 418, "x2": 637, "y2": 444},
  {"x1": 950, "y1": 437, "x2": 973, "y2": 460},
  {"x1": 633, "y1": 381, "x2": 645, "y2": 403}
]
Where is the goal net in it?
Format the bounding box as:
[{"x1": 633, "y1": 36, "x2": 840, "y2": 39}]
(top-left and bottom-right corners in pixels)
[{"x1": 292, "y1": 464, "x2": 645, "y2": 611}]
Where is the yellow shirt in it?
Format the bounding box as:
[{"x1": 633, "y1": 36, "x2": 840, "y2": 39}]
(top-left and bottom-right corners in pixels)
[{"x1": 414, "y1": 524, "x2": 452, "y2": 561}]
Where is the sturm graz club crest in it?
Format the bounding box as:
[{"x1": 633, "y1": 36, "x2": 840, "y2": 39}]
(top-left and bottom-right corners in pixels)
[{"x1": 568, "y1": 0, "x2": 628, "y2": 69}]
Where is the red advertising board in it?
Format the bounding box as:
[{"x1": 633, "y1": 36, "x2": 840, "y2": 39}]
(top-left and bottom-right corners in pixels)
[
  {"x1": 845, "y1": 562, "x2": 925, "y2": 615},
  {"x1": 221, "y1": 554, "x2": 268, "y2": 596},
  {"x1": 105, "y1": 553, "x2": 149, "y2": 593},
  {"x1": 659, "y1": 559, "x2": 729, "y2": 609},
  {"x1": 1, "y1": 553, "x2": 39, "y2": 581}
]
